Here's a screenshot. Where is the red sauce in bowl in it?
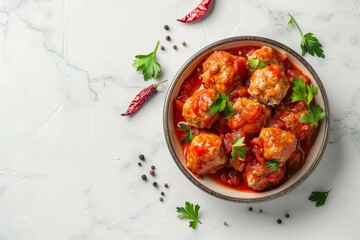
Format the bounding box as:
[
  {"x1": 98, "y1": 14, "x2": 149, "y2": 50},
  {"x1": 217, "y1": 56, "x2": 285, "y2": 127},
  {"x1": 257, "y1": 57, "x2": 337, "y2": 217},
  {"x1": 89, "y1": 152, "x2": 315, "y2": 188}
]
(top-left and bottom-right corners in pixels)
[{"x1": 173, "y1": 46, "x2": 320, "y2": 192}]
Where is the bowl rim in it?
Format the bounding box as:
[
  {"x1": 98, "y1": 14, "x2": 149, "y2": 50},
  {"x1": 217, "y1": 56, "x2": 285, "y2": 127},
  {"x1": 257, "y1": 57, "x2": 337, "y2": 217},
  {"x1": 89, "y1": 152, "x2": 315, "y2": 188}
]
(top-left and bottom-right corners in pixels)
[{"x1": 163, "y1": 35, "x2": 330, "y2": 203}]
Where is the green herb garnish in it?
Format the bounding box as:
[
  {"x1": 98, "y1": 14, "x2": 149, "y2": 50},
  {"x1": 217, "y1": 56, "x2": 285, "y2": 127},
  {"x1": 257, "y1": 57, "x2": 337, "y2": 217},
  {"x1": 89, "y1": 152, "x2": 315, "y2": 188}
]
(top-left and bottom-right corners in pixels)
[
  {"x1": 291, "y1": 78, "x2": 318, "y2": 105},
  {"x1": 308, "y1": 189, "x2": 331, "y2": 207},
  {"x1": 222, "y1": 101, "x2": 236, "y2": 118},
  {"x1": 176, "y1": 201, "x2": 202, "y2": 229},
  {"x1": 291, "y1": 78, "x2": 324, "y2": 127},
  {"x1": 248, "y1": 59, "x2": 267, "y2": 69},
  {"x1": 288, "y1": 14, "x2": 325, "y2": 58},
  {"x1": 299, "y1": 104, "x2": 325, "y2": 127},
  {"x1": 265, "y1": 160, "x2": 280, "y2": 172},
  {"x1": 179, "y1": 123, "x2": 194, "y2": 143},
  {"x1": 231, "y1": 137, "x2": 248, "y2": 160},
  {"x1": 210, "y1": 93, "x2": 228, "y2": 114},
  {"x1": 132, "y1": 40, "x2": 161, "y2": 81},
  {"x1": 210, "y1": 93, "x2": 235, "y2": 119}
]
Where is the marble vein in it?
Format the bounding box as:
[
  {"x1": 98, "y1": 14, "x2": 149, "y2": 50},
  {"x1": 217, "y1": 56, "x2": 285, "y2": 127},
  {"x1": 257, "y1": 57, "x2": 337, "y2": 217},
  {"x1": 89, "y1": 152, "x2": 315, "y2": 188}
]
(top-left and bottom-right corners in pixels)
[
  {"x1": 230, "y1": 0, "x2": 244, "y2": 36},
  {"x1": 5, "y1": 14, "x2": 125, "y2": 101},
  {"x1": 30, "y1": 101, "x2": 64, "y2": 142}
]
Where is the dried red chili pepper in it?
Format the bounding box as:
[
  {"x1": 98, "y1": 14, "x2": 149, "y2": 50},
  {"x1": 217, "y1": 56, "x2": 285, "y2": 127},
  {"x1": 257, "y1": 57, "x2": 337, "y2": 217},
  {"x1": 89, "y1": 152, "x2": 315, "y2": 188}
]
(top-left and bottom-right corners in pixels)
[
  {"x1": 121, "y1": 80, "x2": 167, "y2": 116},
  {"x1": 177, "y1": 0, "x2": 212, "y2": 23}
]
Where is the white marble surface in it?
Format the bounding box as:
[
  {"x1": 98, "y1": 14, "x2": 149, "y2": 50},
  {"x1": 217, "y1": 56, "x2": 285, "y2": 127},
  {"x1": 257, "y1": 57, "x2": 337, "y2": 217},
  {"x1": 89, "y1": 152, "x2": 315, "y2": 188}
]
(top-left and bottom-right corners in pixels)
[{"x1": 1, "y1": 0, "x2": 360, "y2": 239}]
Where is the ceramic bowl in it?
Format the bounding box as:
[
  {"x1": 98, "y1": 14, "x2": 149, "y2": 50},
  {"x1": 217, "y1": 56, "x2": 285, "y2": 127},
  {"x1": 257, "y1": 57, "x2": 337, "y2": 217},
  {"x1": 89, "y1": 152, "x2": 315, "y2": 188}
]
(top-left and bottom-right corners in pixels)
[{"x1": 163, "y1": 36, "x2": 329, "y2": 202}]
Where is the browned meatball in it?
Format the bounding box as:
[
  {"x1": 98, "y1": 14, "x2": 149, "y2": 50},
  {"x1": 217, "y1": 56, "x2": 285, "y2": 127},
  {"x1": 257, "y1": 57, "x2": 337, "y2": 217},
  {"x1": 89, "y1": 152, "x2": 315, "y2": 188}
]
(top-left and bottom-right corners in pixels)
[
  {"x1": 248, "y1": 64, "x2": 290, "y2": 106},
  {"x1": 259, "y1": 127, "x2": 297, "y2": 163},
  {"x1": 227, "y1": 98, "x2": 270, "y2": 136},
  {"x1": 267, "y1": 101, "x2": 316, "y2": 141},
  {"x1": 186, "y1": 133, "x2": 227, "y2": 175},
  {"x1": 248, "y1": 46, "x2": 285, "y2": 69},
  {"x1": 245, "y1": 160, "x2": 284, "y2": 191},
  {"x1": 223, "y1": 131, "x2": 250, "y2": 172},
  {"x1": 202, "y1": 51, "x2": 247, "y2": 94},
  {"x1": 182, "y1": 89, "x2": 219, "y2": 129}
]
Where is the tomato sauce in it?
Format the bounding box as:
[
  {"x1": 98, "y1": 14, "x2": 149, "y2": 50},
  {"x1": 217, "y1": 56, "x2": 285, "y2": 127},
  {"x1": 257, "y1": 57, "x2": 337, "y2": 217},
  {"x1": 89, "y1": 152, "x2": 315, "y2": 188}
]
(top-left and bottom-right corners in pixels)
[{"x1": 172, "y1": 46, "x2": 319, "y2": 192}]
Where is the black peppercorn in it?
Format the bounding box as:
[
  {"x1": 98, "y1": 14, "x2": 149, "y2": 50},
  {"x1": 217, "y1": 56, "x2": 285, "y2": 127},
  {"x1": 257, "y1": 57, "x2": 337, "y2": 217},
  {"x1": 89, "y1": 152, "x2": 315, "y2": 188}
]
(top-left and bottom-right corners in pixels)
[
  {"x1": 173, "y1": 45, "x2": 177, "y2": 50},
  {"x1": 248, "y1": 207, "x2": 253, "y2": 211},
  {"x1": 277, "y1": 219, "x2": 282, "y2": 224},
  {"x1": 160, "y1": 46, "x2": 165, "y2": 51},
  {"x1": 285, "y1": 213, "x2": 290, "y2": 218},
  {"x1": 139, "y1": 154, "x2": 145, "y2": 161},
  {"x1": 166, "y1": 35, "x2": 171, "y2": 41},
  {"x1": 164, "y1": 25, "x2": 170, "y2": 30},
  {"x1": 164, "y1": 183, "x2": 169, "y2": 188},
  {"x1": 161, "y1": 191, "x2": 165, "y2": 196},
  {"x1": 151, "y1": 165, "x2": 155, "y2": 170},
  {"x1": 223, "y1": 221, "x2": 228, "y2": 226},
  {"x1": 141, "y1": 174, "x2": 147, "y2": 181},
  {"x1": 153, "y1": 181, "x2": 158, "y2": 187},
  {"x1": 159, "y1": 197, "x2": 164, "y2": 202}
]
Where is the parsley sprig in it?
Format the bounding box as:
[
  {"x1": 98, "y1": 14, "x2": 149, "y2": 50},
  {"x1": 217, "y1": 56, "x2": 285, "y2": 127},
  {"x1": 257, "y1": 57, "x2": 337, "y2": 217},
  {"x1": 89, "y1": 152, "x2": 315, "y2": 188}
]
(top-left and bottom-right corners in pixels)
[
  {"x1": 210, "y1": 93, "x2": 235, "y2": 118},
  {"x1": 291, "y1": 78, "x2": 325, "y2": 127},
  {"x1": 288, "y1": 14, "x2": 325, "y2": 58},
  {"x1": 132, "y1": 40, "x2": 161, "y2": 81},
  {"x1": 248, "y1": 59, "x2": 267, "y2": 69},
  {"x1": 300, "y1": 104, "x2": 325, "y2": 127},
  {"x1": 291, "y1": 78, "x2": 318, "y2": 105},
  {"x1": 179, "y1": 123, "x2": 194, "y2": 143},
  {"x1": 308, "y1": 189, "x2": 331, "y2": 207},
  {"x1": 176, "y1": 201, "x2": 202, "y2": 229},
  {"x1": 265, "y1": 160, "x2": 280, "y2": 172},
  {"x1": 231, "y1": 137, "x2": 248, "y2": 160}
]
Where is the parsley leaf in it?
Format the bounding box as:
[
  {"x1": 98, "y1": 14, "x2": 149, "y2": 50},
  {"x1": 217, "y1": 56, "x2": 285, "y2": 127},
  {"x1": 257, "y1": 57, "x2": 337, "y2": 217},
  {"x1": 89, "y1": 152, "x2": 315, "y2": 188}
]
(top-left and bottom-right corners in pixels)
[
  {"x1": 299, "y1": 104, "x2": 325, "y2": 127},
  {"x1": 288, "y1": 14, "x2": 325, "y2": 58},
  {"x1": 132, "y1": 41, "x2": 161, "y2": 81},
  {"x1": 223, "y1": 101, "x2": 235, "y2": 119},
  {"x1": 179, "y1": 123, "x2": 194, "y2": 143},
  {"x1": 291, "y1": 78, "x2": 318, "y2": 105},
  {"x1": 210, "y1": 93, "x2": 236, "y2": 118},
  {"x1": 231, "y1": 137, "x2": 248, "y2": 160},
  {"x1": 176, "y1": 201, "x2": 202, "y2": 229},
  {"x1": 302, "y1": 33, "x2": 325, "y2": 58},
  {"x1": 210, "y1": 93, "x2": 228, "y2": 114},
  {"x1": 265, "y1": 160, "x2": 280, "y2": 172},
  {"x1": 308, "y1": 189, "x2": 331, "y2": 207},
  {"x1": 248, "y1": 59, "x2": 267, "y2": 69},
  {"x1": 291, "y1": 78, "x2": 325, "y2": 126}
]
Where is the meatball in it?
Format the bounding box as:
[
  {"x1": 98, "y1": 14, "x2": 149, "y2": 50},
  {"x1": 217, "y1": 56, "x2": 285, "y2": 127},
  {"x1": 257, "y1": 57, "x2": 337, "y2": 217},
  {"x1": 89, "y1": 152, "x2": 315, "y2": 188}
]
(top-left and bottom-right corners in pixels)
[
  {"x1": 223, "y1": 131, "x2": 250, "y2": 172},
  {"x1": 259, "y1": 127, "x2": 297, "y2": 163},
  {"x1": 248, "y1": 64, "x2": 290, "y2": 106},
  {"x1": 186, "y1": 133, "x2": 227, "y2": 175},
  {"x1": 182, "y1": 89, "x2": 219, "y2": 129},
  {"x1": 267, "y1": 102, "x2": 316, "y2": 141},
  {"x1": 202, "y1": 51, "x2": 247, "y2": 94},
  {"x1": 227, "y1": 98, "x2": 270, "y2": 135},
  {"x1": 248, "y1": 46, "x2": 285, "y2": 69},
  {"x1": 245, "y1": 160, "x2": 284, "y2": 191}
]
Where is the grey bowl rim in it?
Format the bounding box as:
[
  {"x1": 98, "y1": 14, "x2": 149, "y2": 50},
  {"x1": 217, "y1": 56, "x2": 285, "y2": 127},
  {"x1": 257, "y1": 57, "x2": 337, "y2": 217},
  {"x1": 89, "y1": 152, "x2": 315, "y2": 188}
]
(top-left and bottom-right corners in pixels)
[{"x1": 163, "y1": 35, "x2": 330, "y2": 203}]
